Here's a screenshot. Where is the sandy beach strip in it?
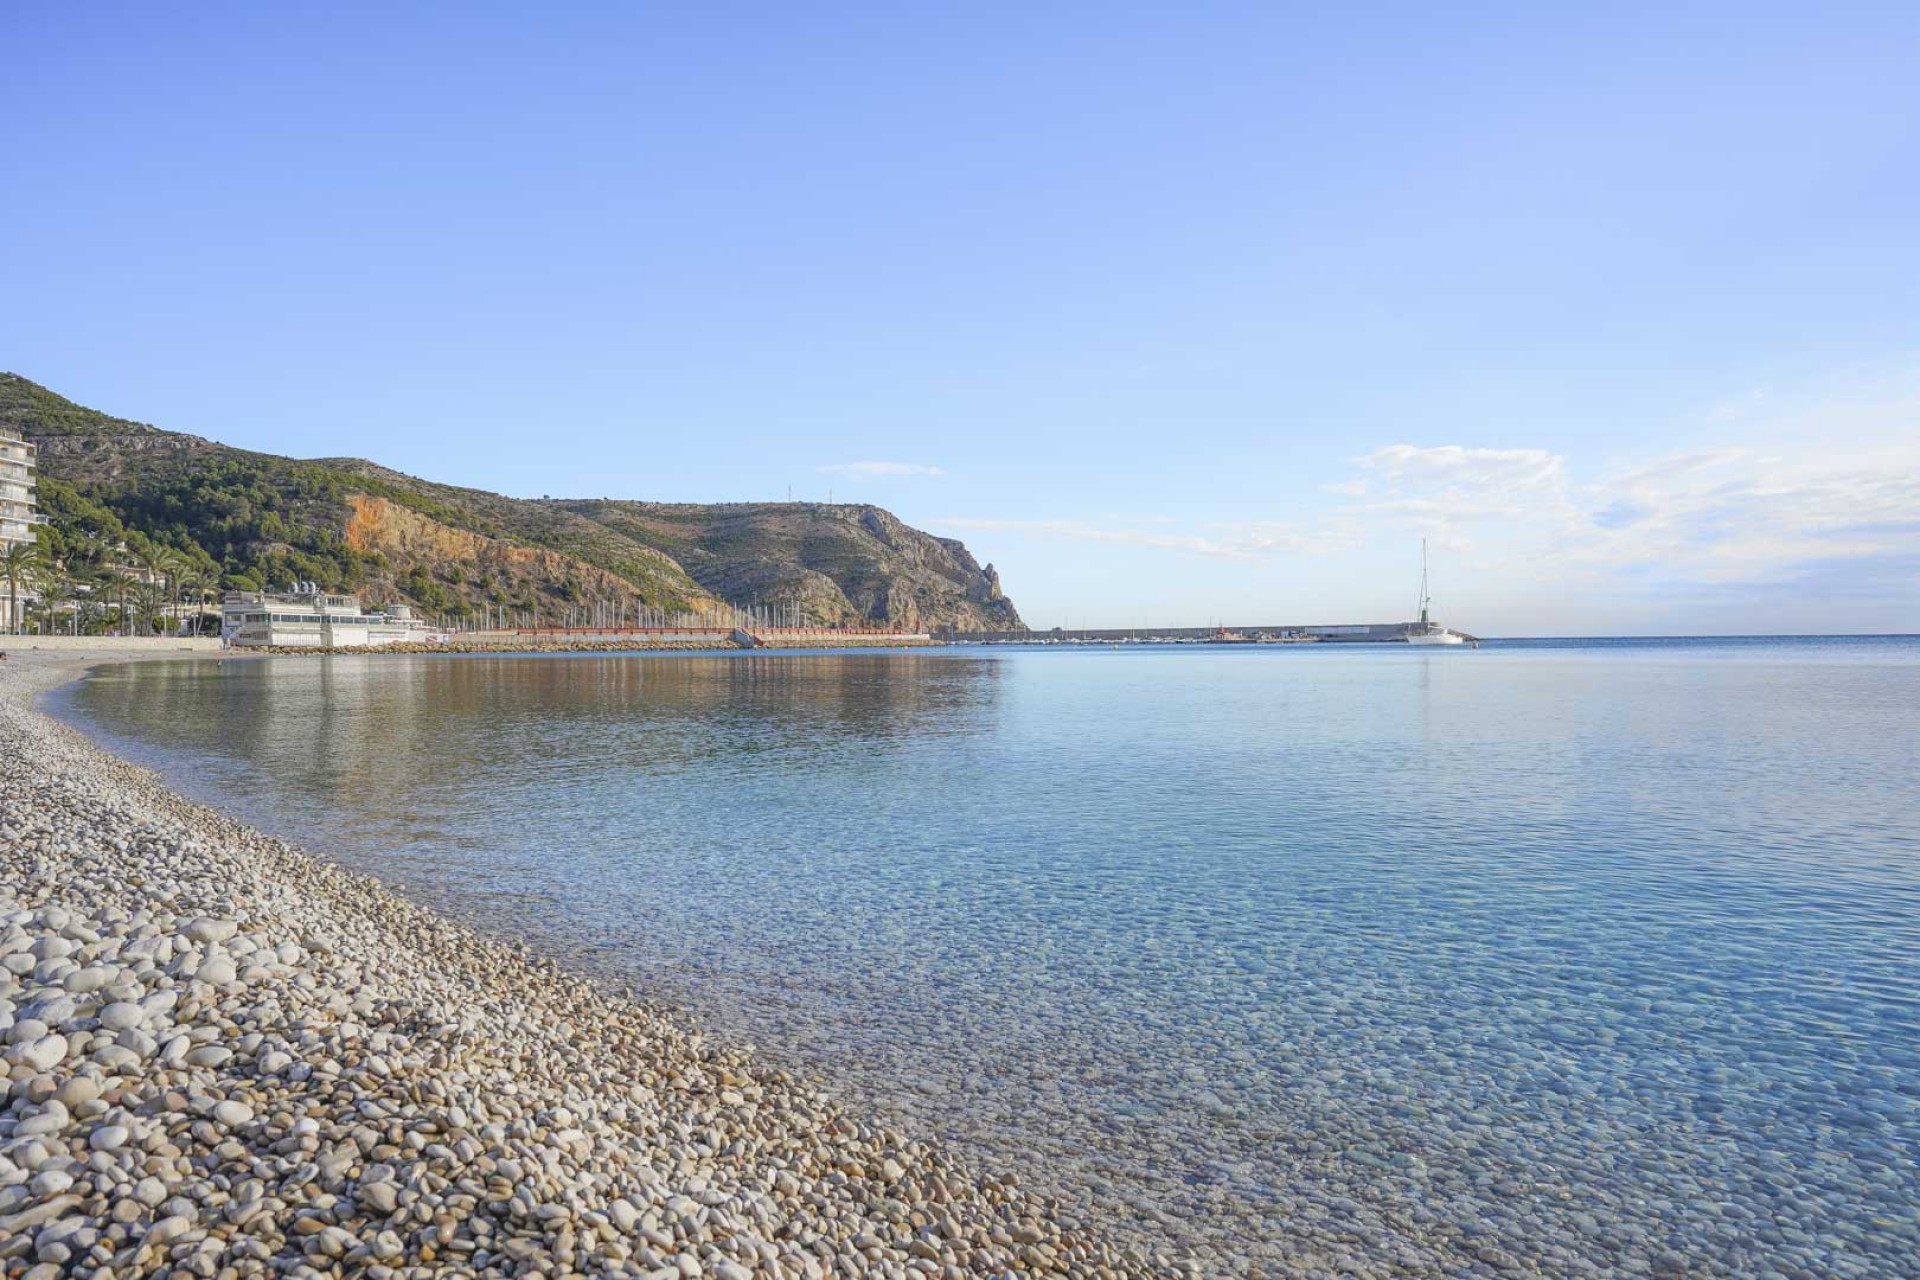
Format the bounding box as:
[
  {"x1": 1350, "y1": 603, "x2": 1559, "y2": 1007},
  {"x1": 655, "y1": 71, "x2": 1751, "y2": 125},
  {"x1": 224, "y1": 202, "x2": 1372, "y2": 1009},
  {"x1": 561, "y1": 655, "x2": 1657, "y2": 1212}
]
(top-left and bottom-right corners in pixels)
[{"x1": 0, "y1": 650, "x2": 1169, "y2": 1280}]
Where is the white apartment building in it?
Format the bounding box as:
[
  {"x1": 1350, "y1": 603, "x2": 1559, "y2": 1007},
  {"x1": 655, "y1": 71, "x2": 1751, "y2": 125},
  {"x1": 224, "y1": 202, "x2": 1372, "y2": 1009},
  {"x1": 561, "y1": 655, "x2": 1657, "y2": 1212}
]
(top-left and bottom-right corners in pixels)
[
  {"x1": 1, "y1": 427, "x2": 39, "y2": 632},
  {"x1": 0, "y1": 427, "x2": 36, "y2": 552}
]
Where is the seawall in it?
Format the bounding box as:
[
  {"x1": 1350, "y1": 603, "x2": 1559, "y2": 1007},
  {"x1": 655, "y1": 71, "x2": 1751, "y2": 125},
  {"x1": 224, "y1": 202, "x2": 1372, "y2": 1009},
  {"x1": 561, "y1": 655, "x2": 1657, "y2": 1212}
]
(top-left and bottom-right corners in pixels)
[{"x1": 938, "y1": 622, "x2": 1477, "y2": 644}]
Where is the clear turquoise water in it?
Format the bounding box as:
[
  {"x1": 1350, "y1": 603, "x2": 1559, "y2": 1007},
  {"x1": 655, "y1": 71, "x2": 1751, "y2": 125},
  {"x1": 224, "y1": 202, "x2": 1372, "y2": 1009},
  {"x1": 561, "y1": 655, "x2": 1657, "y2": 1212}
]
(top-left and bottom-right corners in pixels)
[{"x1": 57, "y1": 639, "x2": 1920, "y2": 1276}]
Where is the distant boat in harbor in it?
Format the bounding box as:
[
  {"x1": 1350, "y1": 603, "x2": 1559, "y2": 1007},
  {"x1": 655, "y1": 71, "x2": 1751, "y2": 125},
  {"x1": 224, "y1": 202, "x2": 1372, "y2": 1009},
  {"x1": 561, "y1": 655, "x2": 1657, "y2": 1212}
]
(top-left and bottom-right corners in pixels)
[{"x1": 1407, "y1": 539, "x2": 1469, "y2": 646}]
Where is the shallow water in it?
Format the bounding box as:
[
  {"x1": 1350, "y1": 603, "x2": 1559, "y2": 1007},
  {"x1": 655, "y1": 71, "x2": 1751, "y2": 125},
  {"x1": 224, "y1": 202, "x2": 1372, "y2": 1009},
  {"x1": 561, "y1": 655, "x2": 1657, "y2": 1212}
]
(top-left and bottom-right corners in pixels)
[{"x1": 57, "y1": 639, "x2": 1920, "y2": 1276}]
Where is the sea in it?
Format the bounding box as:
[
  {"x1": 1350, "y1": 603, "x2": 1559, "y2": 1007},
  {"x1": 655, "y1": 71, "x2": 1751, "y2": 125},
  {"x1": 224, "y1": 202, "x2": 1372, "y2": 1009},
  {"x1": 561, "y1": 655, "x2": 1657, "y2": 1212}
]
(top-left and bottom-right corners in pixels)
[{"x1": 52, "y1": 637, "x2": 1920, "y2": 1277}]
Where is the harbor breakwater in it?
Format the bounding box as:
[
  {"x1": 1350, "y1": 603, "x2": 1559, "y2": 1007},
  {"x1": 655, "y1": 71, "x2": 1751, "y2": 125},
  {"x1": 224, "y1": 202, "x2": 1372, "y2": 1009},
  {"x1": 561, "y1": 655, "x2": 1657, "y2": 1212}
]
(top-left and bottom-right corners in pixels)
[
  {"x1": 934, "y1": 623, "x2": 1469, "y2": 644},
  {"x1": 0, "y1": 652, "x2": 1162, "y2": 1280}
]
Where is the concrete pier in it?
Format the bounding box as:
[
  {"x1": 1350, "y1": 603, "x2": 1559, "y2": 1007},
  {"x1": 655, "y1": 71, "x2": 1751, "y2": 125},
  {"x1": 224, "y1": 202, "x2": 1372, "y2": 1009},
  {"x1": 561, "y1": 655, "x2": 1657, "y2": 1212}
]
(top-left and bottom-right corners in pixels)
[{"x1": 935, "y1": 621, "x2": 1480, "y2": 644}]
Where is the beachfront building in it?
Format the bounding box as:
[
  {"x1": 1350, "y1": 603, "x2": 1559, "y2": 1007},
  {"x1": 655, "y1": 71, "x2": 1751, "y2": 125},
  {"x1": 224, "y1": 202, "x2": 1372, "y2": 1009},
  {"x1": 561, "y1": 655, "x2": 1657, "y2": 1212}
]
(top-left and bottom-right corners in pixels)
[
  {"x1": 1, "y1": 426, "x2": 40, "y2": 631},
  {"x1": 1, "y1": 427, "x2": 37, "y2": 550},
  {"x1": 222, "y1": 586, "x2": 447, "y2": 648}
]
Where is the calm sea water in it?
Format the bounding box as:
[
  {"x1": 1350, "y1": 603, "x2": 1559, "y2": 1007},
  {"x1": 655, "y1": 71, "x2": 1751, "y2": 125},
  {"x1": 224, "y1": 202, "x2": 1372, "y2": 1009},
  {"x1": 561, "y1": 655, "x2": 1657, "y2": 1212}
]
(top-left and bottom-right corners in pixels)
[{"x1": 55, "y1": 639, "x2": 1920, "y2": 1277}]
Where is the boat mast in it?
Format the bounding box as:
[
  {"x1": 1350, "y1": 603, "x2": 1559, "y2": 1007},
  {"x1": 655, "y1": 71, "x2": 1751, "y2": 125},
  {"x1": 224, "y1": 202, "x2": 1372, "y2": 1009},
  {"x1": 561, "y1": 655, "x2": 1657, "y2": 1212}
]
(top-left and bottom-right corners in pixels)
[{"x1": 1418, "y1": 538, "x2": 1430, "y2": 628}]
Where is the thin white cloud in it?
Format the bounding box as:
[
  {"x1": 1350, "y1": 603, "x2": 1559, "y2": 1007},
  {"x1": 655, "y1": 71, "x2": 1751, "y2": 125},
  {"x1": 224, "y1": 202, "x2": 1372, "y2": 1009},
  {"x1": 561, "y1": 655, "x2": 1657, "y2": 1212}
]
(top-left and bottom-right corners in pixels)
[
  {"x1": 1358, "y1": 444, "x2": 1567, "y2": 493},
  {"x1": 1350, "y1": 445, "x2": 1574, "y2": 523},
  {"x1": 1334, "y1": 430, "x2": 1920, "y2": 589},
  {"x1": 817, "y1": 461, "x2": 946, "y2": 477},
  {"x1": 946, "y1": 426, "x2": 1918, "y2": 587},
  {"x1": 943, "y1": 363, "x2": 1920, "y2": 626}
]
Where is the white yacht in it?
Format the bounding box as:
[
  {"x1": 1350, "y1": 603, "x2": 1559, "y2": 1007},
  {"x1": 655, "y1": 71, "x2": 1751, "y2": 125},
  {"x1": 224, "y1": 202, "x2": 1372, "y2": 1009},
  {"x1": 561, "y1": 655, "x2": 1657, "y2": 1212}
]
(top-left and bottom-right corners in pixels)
[{"x1": 1406, "y1": 540, "x2": 1468, "y2": 646}]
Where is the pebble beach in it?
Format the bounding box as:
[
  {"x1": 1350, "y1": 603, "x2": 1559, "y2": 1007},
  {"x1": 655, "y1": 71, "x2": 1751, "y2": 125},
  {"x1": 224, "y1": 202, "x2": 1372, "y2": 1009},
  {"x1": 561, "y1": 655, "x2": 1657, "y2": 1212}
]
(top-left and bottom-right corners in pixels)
[{"x1": 0, "y1": 652, "x2": 1164, "y2": 1280}]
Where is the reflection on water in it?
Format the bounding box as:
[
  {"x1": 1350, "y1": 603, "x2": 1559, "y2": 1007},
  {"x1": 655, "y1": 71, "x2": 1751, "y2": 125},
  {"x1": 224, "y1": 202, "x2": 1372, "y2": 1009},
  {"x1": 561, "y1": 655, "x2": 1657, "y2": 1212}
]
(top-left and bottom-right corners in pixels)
[
  {"x1": 60, "y1": 641, "x2": 1920, "y2": 1277},
  {"x1": 91, "y1": 652, "x2": 999, "y2": 873}
]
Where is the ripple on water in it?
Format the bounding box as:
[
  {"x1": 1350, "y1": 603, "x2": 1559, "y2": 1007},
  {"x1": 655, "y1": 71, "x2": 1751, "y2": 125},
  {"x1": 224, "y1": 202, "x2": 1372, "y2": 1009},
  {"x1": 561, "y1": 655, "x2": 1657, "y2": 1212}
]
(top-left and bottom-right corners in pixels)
[{"x1": 60, "y1": 639, "x2": 1920, "y2": 1276}]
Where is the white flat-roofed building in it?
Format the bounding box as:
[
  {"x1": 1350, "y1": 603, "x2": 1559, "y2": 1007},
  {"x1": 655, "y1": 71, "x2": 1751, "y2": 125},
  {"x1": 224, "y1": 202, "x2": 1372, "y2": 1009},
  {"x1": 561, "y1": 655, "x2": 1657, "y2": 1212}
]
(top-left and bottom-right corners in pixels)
[
  {"x1": 1, "y1": 426, "x2": 38, "y2": 552},
  {"x1": 2, "y1": 427, "x2": 41, "y2": 632},
  {"x1": 222, "y1": 585, "x2": 446, "y2": 648}
]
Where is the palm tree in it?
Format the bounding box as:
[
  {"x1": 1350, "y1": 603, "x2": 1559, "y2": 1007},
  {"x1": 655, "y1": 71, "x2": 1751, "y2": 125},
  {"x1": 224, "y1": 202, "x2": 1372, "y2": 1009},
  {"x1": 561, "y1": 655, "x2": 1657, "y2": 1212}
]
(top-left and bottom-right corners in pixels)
[
  {"x1": 32, "y1": 560, "x2": 69, "y2": 636},
  {"x1": 135, "y1": 544, "x2": 179, "y2": 636},
  {"x1": 2, "y1": 540, "x2": 41, "y2": 634},
  {"x1": 133, "y1": 578, "x2": 166, "y2": 636},
  {"x1": 174, "y1": 564, "x2": 213, "y2": 636},
  {"x1": 51, "y1": 563, "x2": 96, "y2": 636},
  {"x1": 159, "y1": 548, "x2": 192, "y2": 634},
  {"x1": 76, "y1": 583, "x2": 108, "y2": 635},
  {"x1": 96, "y1": 567, "x2": 137, "y2": 636}
]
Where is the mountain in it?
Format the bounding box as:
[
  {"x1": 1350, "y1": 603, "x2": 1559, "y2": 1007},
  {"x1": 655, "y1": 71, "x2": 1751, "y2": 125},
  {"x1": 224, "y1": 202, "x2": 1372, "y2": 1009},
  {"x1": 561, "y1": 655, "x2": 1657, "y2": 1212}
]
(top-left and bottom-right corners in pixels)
[{"x1": 1, "y1": 374, "x2": 1022, "y2": 631}]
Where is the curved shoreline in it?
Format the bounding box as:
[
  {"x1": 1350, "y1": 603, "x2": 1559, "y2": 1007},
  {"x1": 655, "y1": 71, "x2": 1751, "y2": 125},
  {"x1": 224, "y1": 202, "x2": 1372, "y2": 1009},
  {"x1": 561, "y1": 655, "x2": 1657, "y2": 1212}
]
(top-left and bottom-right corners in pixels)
[{"x1": 1, "y1": 651, "x2": 1177, "y2": 1279}]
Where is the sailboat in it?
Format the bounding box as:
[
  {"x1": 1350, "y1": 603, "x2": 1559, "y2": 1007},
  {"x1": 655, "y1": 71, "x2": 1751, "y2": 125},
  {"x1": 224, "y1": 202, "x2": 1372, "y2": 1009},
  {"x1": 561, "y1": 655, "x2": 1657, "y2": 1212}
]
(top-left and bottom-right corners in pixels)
[{"x1": 1406, "y1": 538, "x2": 1467, "y2": 646}]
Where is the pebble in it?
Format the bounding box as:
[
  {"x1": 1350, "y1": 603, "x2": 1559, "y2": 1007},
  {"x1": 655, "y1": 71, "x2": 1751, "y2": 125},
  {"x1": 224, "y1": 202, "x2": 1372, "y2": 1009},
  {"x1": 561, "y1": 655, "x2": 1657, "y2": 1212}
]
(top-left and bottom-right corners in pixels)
[
  {"x1": 210, "y1": 1098, "x2": 254, "y2": 1127},
  {"x1": 97, "y1": 999, "x2": 145, "y2": 1030},
  {"x1": 88, "y1": 1123, "x2": 129, "y2": 1151},
  {"x1": 0, "y1": 652, "x2": 1151, "y2": 1279},
  {"x1": 16, "y1": 1033, "x2": 67, "y2": 1072},
  {"x1": 195, "y1": 952, "x2": 238, "y2": 985},
  {"x1": 360, "y1": 1180, "x2": 400, "y2": 1214}
]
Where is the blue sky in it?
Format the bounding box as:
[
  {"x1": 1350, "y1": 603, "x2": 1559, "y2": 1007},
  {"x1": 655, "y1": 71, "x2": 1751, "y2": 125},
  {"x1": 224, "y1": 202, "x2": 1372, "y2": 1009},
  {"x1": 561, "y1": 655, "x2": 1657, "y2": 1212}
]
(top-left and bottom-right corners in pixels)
[{"x1": 4, "y1": 3, "x2": 1917, "y2": 633}]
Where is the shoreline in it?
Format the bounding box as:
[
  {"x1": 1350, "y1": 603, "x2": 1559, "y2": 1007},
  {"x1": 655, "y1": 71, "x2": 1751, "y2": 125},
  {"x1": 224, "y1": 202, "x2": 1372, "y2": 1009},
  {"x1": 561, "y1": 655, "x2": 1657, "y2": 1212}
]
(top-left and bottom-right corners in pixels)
[
  {"x1": 246, "y1": 637, "x2": 939, "y2": 656},
  {"x1": 3, "y1": 636, "x2": 937, "y2": 659},
  {"x1": 1, "y1": 650, "x2": 1172, "y2": 1279}
]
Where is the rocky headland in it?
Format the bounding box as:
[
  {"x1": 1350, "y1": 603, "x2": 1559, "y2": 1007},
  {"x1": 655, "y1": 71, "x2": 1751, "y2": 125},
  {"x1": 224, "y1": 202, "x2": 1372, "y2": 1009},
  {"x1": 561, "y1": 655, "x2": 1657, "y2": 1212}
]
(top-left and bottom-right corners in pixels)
[{"x1": 3, "y1": 373, "x2": 1023, "y2": 635}]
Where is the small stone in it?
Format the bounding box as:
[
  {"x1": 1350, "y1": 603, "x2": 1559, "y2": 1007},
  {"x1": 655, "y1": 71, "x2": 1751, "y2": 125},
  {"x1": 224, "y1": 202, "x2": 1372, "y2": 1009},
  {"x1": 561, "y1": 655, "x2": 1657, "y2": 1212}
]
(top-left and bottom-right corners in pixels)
[
  {"x1": 99, "y1": 1002, "x2": 145, "y2": 1032},
  {"x1": 211, "y1": 1100, "x2": 254, "y2": 1128},
  {"x1": 185, "y1": 1044, "x2": 233, "y2": 1068},
  {"x1": 16, "y1": 1034, "x2": 69, "y2": 1072},
  {"x1": 316, "y1": 1226, "x2": 356, "y2": 1258},
  {"x1": 184, "y1": 919, "x2": 238, "y2": 944},
  {"x1": 29, "y1": 1169, "x2": 74, "y2": 1197},
  {"x1": 196, "y1": 955, "x2": 238, "y2": 986},
  {"x1": 6, "y1": 1017, "x2": 50, "y2": 1046},
  {"x1": 92, "y1": 1043, "x2": 142, "y2": 1071},
  {"x1": 54, "y1": 1076, "x2": 100, "y2": 1108},
  {"x1": 63, "y1": 965, "x2": 114, "y2": 993},
  {"x1": 89, "y1": 1124, "x2": 131, "y2": 1151}
]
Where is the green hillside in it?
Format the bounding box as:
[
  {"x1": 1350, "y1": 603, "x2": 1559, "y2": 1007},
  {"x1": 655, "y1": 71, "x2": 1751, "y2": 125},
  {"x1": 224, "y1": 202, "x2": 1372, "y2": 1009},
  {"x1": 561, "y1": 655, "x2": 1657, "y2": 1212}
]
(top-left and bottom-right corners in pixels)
[{"x1": 2, "y1": 373, "x2": 1022, "y2": 630}]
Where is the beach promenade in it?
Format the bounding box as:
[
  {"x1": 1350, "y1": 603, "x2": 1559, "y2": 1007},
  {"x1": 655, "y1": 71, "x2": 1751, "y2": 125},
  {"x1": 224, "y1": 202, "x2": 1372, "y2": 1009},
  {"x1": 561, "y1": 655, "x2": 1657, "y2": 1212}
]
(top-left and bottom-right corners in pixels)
[{"x1": 0, "y1": 650, "x2": 1163, "y2": 1280}]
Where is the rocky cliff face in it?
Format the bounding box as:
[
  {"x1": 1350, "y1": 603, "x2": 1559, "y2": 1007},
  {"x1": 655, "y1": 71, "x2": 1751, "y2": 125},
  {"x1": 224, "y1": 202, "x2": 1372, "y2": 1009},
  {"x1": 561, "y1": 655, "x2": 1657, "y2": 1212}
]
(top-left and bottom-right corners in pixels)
[
  {"x1": 4, "y1": 374, "x2": 1022, "y2": 630},
  {"x1": 553, "y1": 499, "x2": 1024, "y2": 632},
  {"x1": 342, "y1": 496, "x2": 719, "y2": 617}
]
